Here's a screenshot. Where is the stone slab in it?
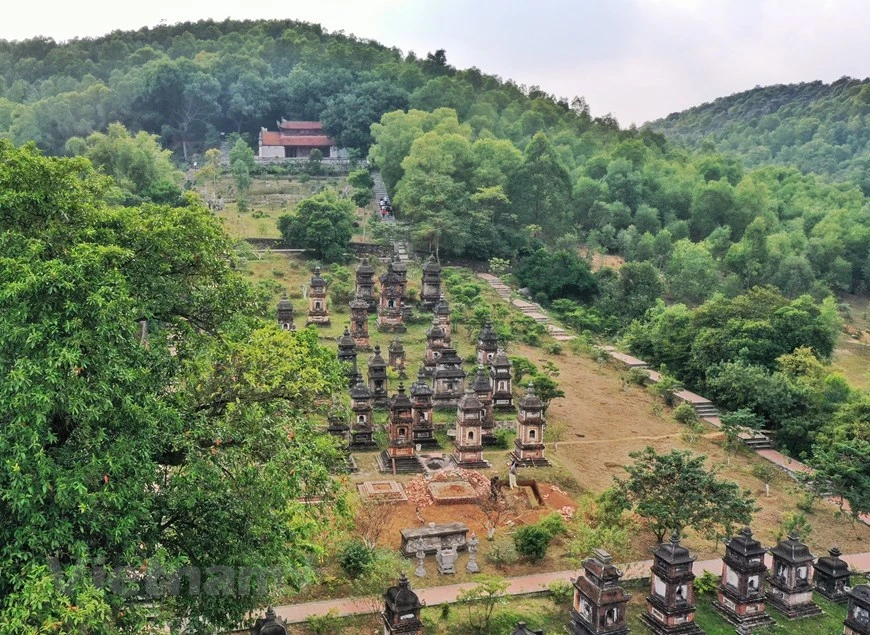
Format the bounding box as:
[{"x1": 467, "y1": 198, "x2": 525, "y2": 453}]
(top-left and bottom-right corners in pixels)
[
  {"x1": 401, "y1": 522, "x2": 469, "y2": 557},
  {"x1": 356, "y1": 480, "x2": 408, "y2": 502},
  {"x1": 427, "y1": 481, "x2": 480, "y2": 505}
]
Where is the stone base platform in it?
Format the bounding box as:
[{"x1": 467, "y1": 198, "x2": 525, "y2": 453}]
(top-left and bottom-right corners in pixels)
[
  {"x1": 640, "y1": 613, "x2": 705, "y2": 635},
  {"x1": 428, "y1": 481, "x2": 480, "y2": 505},
  {"x1": 765, "y1": 595, "x2": 822, "y2": 619},
  {"x1": 356, "y1": 480, "x2": 407, "y2": 502},
  {"x1": 376, "y1": 450, "x2": 425, "y2": 474},
  {"x1": 451, "y1": 454, "x2": 491, "y2": 470},
  {"x1": 711, "y1": 601, "x2": 775, "y2": 630},
  {"x1": 509, "y1": 451, "x2": 551, "y2": 468}
]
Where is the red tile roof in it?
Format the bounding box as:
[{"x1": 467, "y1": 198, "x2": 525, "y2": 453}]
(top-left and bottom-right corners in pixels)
[
  {"x1": 277, "y1": 120, "x2": 324, "y2": 131},
  {"x1": 261, "y1": 132, "x2": 335, "y2": 147}
]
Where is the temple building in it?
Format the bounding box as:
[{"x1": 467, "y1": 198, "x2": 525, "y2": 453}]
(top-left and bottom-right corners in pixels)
[
  {"x1": 567, "y1": 548, "x2": 631, "y2": 635},
  {"x1": 510, "y1": 384, "x2": 550, "y2": 467},
  {"x1": 258, "y1": 119, "x2": 346, "y2": 159},
  {"x1": 378, "y1": 384, "x2": 424, "y2": 474},
  {"x1": 422, "y1": 317, "x2": 451, "y2": 378},
  {"x1": 432, "y1": 347, "x2": 466, "y2": 409},
  {"x1": 814, "y1": 546, "x2": 851, "y2": 604},
  {"x1": 420, "y1": 256, "x2": 442, "y2": 310},
  {"x1": 766, "y1": 532, "x2": 821, "y2": 619},
  {"x1": 382, "y1": 574, "x2": 424, "y2": 635},
  {"x1": 410, "y1": 369, "x2": 438, "y2": 448},
  {"x1": 306, "y1": 266, "x2": 330, "y2": 327},
  {"x1": 276, "y1": 292, "x2": 295, "y2": 331},
  {"x1": 641, "y1": 533, "x2": 704, "y2": 634},
  {"x1": 477, "y1": 321, "x2": 499, "y2": 365},
  {"x1": 354, "y1": 260, "x2": 377, "y2": 313},
  {"x1": 349, "y1": 294, "x2": 371, "y2": 350},
  {"x1": 470, "y1": 365, "x2": 496, "y2": 445},
  {"x1": 712, "y1": 527, "x2": 775, "y2": 630},
  {"x1": 452, "y1": 388, "x2": 490, "y2": 469},
  {"x1": 337, "y1": 327, "x2": 358, "y2": 388},
  {"x1": 844, "y1": 585, "x2": 870, "y2": 635},
  {"x1": 368, "y1": 345, "x2": 389, "y2": 407},
  {"x1": 490, "y1": 347, "x2": 515, "y2": 412},
  {"x1": 349, "y1": 377, "x2": 376, "y2": 450},
  {"x1": 377, "y1": 261, "x2": 406, "y2": 333}
]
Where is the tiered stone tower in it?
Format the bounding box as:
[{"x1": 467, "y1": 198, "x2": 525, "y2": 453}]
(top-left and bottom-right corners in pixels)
[
  {"x1": 410, "y1": 369, "x2": 438, "y2": 448},
  {"x1": 452, "y1": 388, "x2": 490, "y2": 469},
  {"x1": 433, "y1": 294, "x2": 451, "y2": 337},
  {"x1": 712, "y1": 527, "x2": 775, "y2": 630},
  {"x1": 422, "y1": 317, "x2": 450, "y2": 378},
  {"x1": 420, "y1": 255, "x2": 442, "y2": 311},
  {"x1": 567, "y1": 548, "x2": 631, "y2": 635},
  {"x1": 377, "y1": 261, "x2": 406, "y2": 333},
  {"x1": 349, "y1": 377, "x2": 376, "y2": 450},
  {"x1": 477, "y1": 321, "x2": 499, "y2": 365},
  {"x1": 490, "y1": 347, "x2": 515, "y2": 413},
  {"x1": 813, "y1": 546, "x2": 851, "y2": 604},
  {"x1": 337, "y1": 327, "x2": 358, "y2": 388},
  {"x1": 276, "y1": 292, "x2": 295, "y2": 331},
  {"x1": 432, "y1": 347, "x2": 466, "y2": 410},
  {"x1": 349, "y1": 293, "x2": 370, "y2": 350},
  {"x1": 354, "y1": 260, "x2": 377, "y2": 313},
  {"x1": 470, "y1": 365, "x2": 496, "y2": 446},
  {"x1": 382, "y1": 574, "x2": 424, "y2": 635},
  {"x1": 766, "y1": 532, "x2": 821, "y2": 618},
  {"x1": 367, "y1": 345, "x2": 389, "y2": 407},
  {"x1": 641, "y1": 533, "x2": 704, "y2": 634},
  {"x1": 388, "y1": 337, "x2": 407, "y2": 380},
  {"x1": 509, "y1": 384, "x2": 550, "y2": 467},
  {"x1": 378, "y1": 384, "x2": 424, "y2": 474},
  {"x1": 844, "y1": 585, "x2": 870, "y2": 635},
  {"x1": 306, "y1": 266, "x2": 330, "y2": 327},
  {"x1": 390, "y1": 256, "x2": 412, "y2": 321}
]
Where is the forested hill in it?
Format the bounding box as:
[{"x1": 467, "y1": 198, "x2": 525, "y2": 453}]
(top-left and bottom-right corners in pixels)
[{"x1": 648, "y1": 78, "x2": 870, "y2": 193}]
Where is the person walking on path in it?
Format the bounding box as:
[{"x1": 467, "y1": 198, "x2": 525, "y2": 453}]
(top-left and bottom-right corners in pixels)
[{"x1": 509, "y1": 460, "x2": 518, "y2": 489}]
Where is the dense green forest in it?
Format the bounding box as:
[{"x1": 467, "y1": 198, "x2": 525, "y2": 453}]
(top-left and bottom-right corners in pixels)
[
  {"x1": 1, "y1": 18, "x2": 868, "y2": 520},
  {"x1": 648, "y1": 78, "x2": 870, "y2": 194}
]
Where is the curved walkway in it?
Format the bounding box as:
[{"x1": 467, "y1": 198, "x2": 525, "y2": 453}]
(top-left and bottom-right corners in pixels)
[{"x1": 273, "y1": 551, "x2": 870, "y2": 623}]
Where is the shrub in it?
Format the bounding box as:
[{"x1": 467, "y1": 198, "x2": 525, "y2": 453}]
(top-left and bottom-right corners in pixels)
[
  {"x1": 625, "y1": 368, "x2": 650, "y2": 386},
  {"x1": 751, "y1": 462, "x2": 777, "y2": 484},
  {"x1": 549, "y1": 580, "x2": 574, "y2": 605},
  {"x1": 485, "y1": 538, "x2": 518, "y2": 570},
  {"x1": 695, "y1": 570, "x2": 719, "y2": 595},
  {"x1": 545, "y1": 342, "x2": 563, "y2": 355},
  {"x1": 491, "y1": 428, "x2": 513, "y2": 449},
  {"x1": 538, "y1": 513, "x2": 568, "y2": 539},
  {"x1": 513, "y1": 524, "x2": 552, "y2": 562},
  {"x1": 338, "y1": 541, "x2": 375, "y2": 577},
  {"x1": 673, "y1": 402, "x2": 699, "y2": 426},
  {"x1": 306, "y1": 609, "x2": 342, "y2": 634}
]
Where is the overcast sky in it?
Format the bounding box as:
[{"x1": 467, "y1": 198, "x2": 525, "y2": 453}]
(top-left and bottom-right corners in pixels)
[{"x1": 4, "y1": 0, "x2": 870, "y2": 125}]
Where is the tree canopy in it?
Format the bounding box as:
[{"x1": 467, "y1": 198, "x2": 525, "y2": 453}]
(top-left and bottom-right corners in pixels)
[
  {"x1": 277, "y1": 189, "x2": 356, "y2": 261},
  {"x1": 0, "y1": 140, "x2": 348, "y2": 632}
]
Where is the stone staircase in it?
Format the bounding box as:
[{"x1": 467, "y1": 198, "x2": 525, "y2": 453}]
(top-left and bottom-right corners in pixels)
[
  {"x1": 477, "y1": 273, "x2": 574, "y2": 342},
  {"x1": 741, "y1": 432, "x2": 775, "y2": 450},
  {"x1": 692, "y1": 401, "x2": 720, "y2": 419},
  {"x1": 372, "y1": 170, "x2": 388, "y2": 200}
]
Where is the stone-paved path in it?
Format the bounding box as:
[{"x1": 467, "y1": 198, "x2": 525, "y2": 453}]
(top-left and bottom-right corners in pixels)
[
  {"x1": 477, "y1": 273, "x2": 574, "y2": 342},
  {"x1": 273, "y1": 551, "x2": 870, "y2": 623}
]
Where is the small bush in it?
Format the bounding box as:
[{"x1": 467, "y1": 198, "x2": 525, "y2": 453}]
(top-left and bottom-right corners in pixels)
[
  {"x1": 485, "y1": 538, "x2": 518, "y2": 570},
  {"x1": 695, "y1": 570, "x2": 719, "y2": 595},
  {"x1": 796, "y1": 491, "x2": 817, "y2": 513},
  {"x1": 549, "y1": 580, "x2": 574, "y2": 605},
  {"x1": 545, "y1": 342, "x2": 563, "y2": 355},
  {"x1": 625, "y1": 368, "x2": 649, "y2": 386},
  {"x1": 440, "y1": 603, "x2": 450, "y2": 620},
  {"x1": 514, "y1": 524, "x2": 552, "y2": 562},
  {"x1": 673, "y1": 402, "x2": 699, "y2": 426},
  {"x1": 538, "y1": 512, "x2": 568, "y2": 539},
  {"x1": 338, "y1": 541, "x2": 375, "y2": 577},
  {"x1": 492, "y1": 428, "x2": 513, "y2": 449},
  {"x1": 306, "y1": 609, "x2": 342, "y2": 634},
  {"x1": 751, "y1": 462, "x2": 777, "y2": 484},
  {"x1": 271, "y1": 269, "x2": 286, "y2": 278}
]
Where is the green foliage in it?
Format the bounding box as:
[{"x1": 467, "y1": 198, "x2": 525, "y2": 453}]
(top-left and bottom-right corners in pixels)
[
  {"x1": 515, "y1": 249, "x2": 598, "y2": 303},
  {"x1": 229, "y1": 138, "x2": 254, "y2": 207},
  {"x1": 484, "y1": 539, "x2": 518, "y2": 570},
  {"x1": 456, "y1": 575, "x2": 509, "y2": 635},
  {"x1": 750, "y1": 461, "x2": 777, "y2": 484},
  {"x1": 537, "y1": 512, "x2": 568, "y2": 539},
  {"x1": 673, "y1": 402, "x2": 699, "y2": 426},
  {"x1": 617, "y1": 447, "x2": 757, "y2": 543},
  {"x1": 694, "y1": 570, "x2": 720, "y2": 595},
  {"x1": 337, "y1": 541, "x2": 375, "y2": 577},
  {"x1": 66, "y1": 122, "x2": 183, "y2": 205},
  {"x1": 776, "y1": 512, "x2": 812, "y2": 541},
  {"x1": 306, "y1": 609, "x2": 342, "y2": 634},
  {"x1": 513, "y1": 524, "x2": 553, "y2": 562},
  {"x1": 324, "y1": 265, "x2": 354, "y2": 307},
  {"x1": 278, "y1": 190, "x2": 355, "y2": 261},
  {"x1": 0, "y1": 141, "x2": 348, "y2": 631},
  {"x1": 548, "y1": 580, "x2": 573, "y2": 605},
  {"x1": 347, "y1": 169, "x2": 374, "y2": 190}
]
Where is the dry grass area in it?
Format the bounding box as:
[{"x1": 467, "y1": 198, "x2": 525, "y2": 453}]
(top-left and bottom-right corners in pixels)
[{"x1": 512, "y1": 341, "x2": 870, "y2": 559}]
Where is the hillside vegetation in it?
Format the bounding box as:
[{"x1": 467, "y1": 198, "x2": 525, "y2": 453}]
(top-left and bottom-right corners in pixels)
[{"x1": 648, "y1": 78, "x2": 870, "y2": 194}]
